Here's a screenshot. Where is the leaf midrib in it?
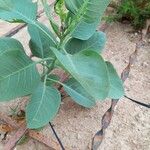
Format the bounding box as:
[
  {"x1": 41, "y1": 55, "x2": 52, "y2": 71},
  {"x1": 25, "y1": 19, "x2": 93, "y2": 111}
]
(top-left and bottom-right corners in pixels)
[
  {"x1": 48, "y1": 78, "x2": 95, "y2": 102},
  {"x1": 65, "y1": 83, "x2": 94, "y2": 101},
  {"x1": 0, "y1": 56, "x2": 35, "y2": 82},
  {"x1": 69, "y1": 34, "x2": 101, "y2": 52},
  {"x1": 31, "y1": 84, "x2": 47, "y2": 122}
]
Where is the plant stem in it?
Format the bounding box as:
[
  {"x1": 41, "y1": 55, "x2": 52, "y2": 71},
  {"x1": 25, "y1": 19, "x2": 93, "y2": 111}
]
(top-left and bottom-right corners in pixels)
[
  {"x1": 48, "y1": 58, "x2": 56, "y2": 72},
  {"x1": 44, "y1": 74, "x2": 48, "y2": 85},
  {"x1": 47, "y1": 77, "x2": 63, "y2": 85},
  {"x1": 36, "y1": 57, "x2": 54, "y2": 64}
]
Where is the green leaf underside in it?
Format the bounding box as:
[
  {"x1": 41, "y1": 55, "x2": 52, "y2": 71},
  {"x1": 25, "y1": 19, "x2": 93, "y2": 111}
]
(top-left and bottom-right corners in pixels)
[
  {"x1": 28, "y1": 22, "x2": 57, "y2": 58},
  {"x1": 65, "y1": 0, "x2": 111, "y2": 40},
  {"x1": 0, "y1": 0, "x2": 37, "y2": 23},
  {"x1": 106, "y1": 62, "x2": 124, "y2": 99},
  {"x1": 26, "y1": 82, "x2": 61, "y2": 129},
  {"x1": 41, "y1": 0, "x2": 60, "y2": 37},
  {"x1": 0, "y1": 38, "x2": 40, "y2": 101},
  {"x1": 64, "y1": 78, "x2": 96, "y2": 108},
  {"x1": 51, "y1": 48, "x2": 110, "y2": 100},
  {"x1": 65, "y1": 31, "x2": 106, "y2": 54},
  {"x1": 0, "y1": 0, "x2": 56, "y2": 48}
]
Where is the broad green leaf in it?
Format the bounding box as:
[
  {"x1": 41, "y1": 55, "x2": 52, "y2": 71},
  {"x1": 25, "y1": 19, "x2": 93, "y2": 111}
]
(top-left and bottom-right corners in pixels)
[
  {"x1": 64, "y1": 78, "x2": 96, "y2": 108},
  {"x1": 65, "y1": 31, "x2": 106, "y2": 54},
  {"x1": 65, "y1": 0, "x2": 82, "y2": 14},
  {"x1": 0, "y1": 38, "x2": 40, "y2": 101},
  {"x1": 0, "y1": 0, "x2": 37, "y2": 23},
  {"x1": 0, "y1": 0, "x2": 57, "y2": 53},
  {"x1": 106, "y1": 62, "x2": 124, "y2": 99},
  {"x1": 26, "y1": 82, "x2": 61, "y2": 129},
  {"x1": 51, "y1": 48, "x2": 110, "y2": 100},
  {"x1": 65, "y1": 0, "x2": 111, "y2": 40},
  {"x1": 28, "y1": 22, "x2": 57, "y2": 58},
  {"x1": 41, "y1": 0, "x2": 60, "y2": 37}
]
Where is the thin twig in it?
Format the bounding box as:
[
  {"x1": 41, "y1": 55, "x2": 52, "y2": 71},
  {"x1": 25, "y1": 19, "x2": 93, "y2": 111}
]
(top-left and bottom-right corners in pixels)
[
  {"x1": 3, "y1": 24, "x2": 27, "y2": 37},
  {"x1": 49, "y1": 122, "x2": 65, "y2": 150},
  {"x1": 124, "y1": 95, "x2": 150, "y2": 108}
]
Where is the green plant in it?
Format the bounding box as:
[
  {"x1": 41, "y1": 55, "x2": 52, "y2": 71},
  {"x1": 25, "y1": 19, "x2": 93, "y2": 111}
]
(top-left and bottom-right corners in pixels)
[
  {"x1": 114, "y1": 0, "x2": 150, "y2": 29},
  {"x1": 0, "y1": 0, "x2": 124, "y2": 129}
]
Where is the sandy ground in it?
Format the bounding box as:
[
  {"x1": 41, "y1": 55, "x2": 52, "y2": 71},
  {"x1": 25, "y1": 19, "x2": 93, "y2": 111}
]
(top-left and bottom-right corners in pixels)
[{"x1": 0, "y1": 4, "x2": 150, "y2": 150}]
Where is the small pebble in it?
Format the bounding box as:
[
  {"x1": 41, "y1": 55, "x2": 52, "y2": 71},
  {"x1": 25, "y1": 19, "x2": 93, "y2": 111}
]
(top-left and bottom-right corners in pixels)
[
  {"x1": 130, "y1": 34, "x2": 134, "y2": 38},
  {"x1": 77, "y1": 133, "x2": 81, "y2": 140},
  {"x1": 141, "y1": 62, "x2": 149, "y2": 67},
  {"x1": 135, "y1": 32, "x2": 138, "y2": 36}
]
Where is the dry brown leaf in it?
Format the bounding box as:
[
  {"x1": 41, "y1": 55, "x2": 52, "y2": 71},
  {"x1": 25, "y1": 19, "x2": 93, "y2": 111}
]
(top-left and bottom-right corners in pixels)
[
  {"x1": 0, "y1": 124, "x2": 14, "y2": 133},
  {"x1": 3, "y1": 124, "x2": 27, "y2": 150}
]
